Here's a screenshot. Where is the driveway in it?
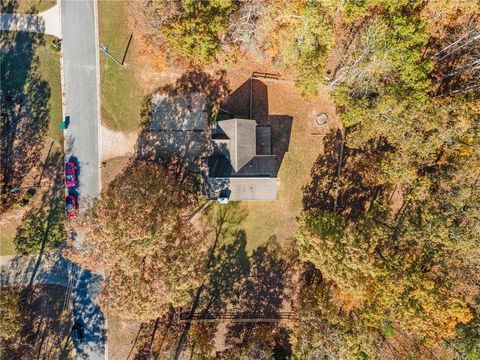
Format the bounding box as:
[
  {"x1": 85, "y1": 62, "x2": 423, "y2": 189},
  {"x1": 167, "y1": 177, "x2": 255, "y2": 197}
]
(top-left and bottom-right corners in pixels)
[
  {"x1": 0, "y1": 4, "x2": 62, "y2": 38},
  {"x1": 62, "y1": 0, "x2": 101, "y2": 201},
  {"x1": 0, "y1": 250, "x2": 69, "y2": 287},
  {"x1": 136, "y1": 93, "x2": 211, "y2": 174}
]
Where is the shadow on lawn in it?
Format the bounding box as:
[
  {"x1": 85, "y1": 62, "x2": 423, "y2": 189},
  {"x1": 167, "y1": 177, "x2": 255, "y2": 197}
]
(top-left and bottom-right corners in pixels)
[
  {"x1": 0, "y1": 27, "x2": 52, "y2": 213},
  {"x1": 127, "y1": 202, "x2": 298, "y2": 359},
  {"x1": 220, "y1": 237, "x2": 298, "y2": 358},
  {"x1": 1, "y1": 0, "x2": 49, "y2": 14},
  {"x1": 159, "y1": 66, "x2": 230, "y2": 118},
  {"x1": 0, "y1": 285, "x2": 72, "y2": 360},
  {"x1": 14, "y1": 150, "x2": 65, "y2": 256},
  {"x1": 303, "y1": 129, "x2": 385, "y2": 220},
  {"x1": 174, "y1": 203, "x2": 297, "y2": 359}
]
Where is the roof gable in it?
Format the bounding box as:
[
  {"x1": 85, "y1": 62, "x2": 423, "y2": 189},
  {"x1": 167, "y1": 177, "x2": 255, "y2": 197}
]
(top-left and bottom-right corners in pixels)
[{"x1": 216, "y1": 119, "x2": 257, "y2": 171}]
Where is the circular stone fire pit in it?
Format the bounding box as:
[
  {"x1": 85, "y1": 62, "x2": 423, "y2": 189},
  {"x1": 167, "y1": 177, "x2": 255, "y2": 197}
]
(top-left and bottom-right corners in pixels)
[{"x1": 314, "y1": 112, "x2": 329, "y2": 127}]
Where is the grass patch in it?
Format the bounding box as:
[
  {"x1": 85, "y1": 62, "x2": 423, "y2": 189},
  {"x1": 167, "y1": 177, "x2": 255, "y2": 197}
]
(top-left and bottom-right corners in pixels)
[
  {"x1": 1, "y1": 0, "x2": 56, "y2": 13},
  {"x1": 98, "y1": 0, "x2": 145, "y2": 130},
  {"x1": 13, "y1": 149, "x2": 66, "y2": 255},
  {"x1": 37, "y1": 35, "x2": 63, "y2": 143},
  {"x1": 0, "y1": 219, "x2": 19, "y2": 255}
]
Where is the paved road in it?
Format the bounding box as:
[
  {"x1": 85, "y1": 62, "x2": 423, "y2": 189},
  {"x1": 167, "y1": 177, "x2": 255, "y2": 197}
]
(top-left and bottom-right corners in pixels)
[
  {"x1": 62, "y1": 0, "x2": 100, "y2": 201},
  {"x1": 1, "y1": 1, "x2": 105, "y2": 359},
  {"x1": 61, "y1": 1, "x2": 104, "y2": 359},
  {"x1": 1, "y1": 252, "x2": 106, "y2": 360}
]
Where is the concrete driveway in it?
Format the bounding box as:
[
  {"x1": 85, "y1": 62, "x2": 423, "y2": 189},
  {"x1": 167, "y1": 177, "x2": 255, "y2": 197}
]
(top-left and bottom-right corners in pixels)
[
  {"x1": 0, "y1": 4, "x2": 62, "y2": 38},
  {"x1": 0, "y1": 250, "x2": 69, "y2": 287}
]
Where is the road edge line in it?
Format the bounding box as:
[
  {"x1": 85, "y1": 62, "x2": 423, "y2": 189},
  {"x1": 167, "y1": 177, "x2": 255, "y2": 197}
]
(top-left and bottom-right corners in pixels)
[
  {"x1": 93, "y1": 0, "x2": 102, "y2": 196},
  {"x1": 92, "y1": 2, "x2": 107, "y2": 360}
]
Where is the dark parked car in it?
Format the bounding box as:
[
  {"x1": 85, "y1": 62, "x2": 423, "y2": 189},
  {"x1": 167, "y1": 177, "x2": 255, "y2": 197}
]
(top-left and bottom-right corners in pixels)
[{"x1": 71, "y1": 322, "x2": 84, "y2": 342}]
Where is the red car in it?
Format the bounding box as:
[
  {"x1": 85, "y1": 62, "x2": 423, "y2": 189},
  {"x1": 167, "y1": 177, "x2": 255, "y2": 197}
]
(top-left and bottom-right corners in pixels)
[
  {"x1": 66, "y1": 194, "x2": 78, "y2": 219},
  {"x1": 65, "y1": 162, "x2": 77, "y2": 187}
]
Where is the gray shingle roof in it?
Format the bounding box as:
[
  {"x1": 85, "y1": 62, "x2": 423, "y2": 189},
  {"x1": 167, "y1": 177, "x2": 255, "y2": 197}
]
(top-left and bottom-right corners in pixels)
[
  {"x1": 208, "y1": 155, "x2": 277, "y2": 178},
  {"x1": 213, "y1": 119, "x2": 257, "y2": 171},
  {"x1": 209, "y1": 177, "x2": 277, "y2": 201},
  {"x1": 209, "y1": 118, "x2": 278, "y2": 201}
]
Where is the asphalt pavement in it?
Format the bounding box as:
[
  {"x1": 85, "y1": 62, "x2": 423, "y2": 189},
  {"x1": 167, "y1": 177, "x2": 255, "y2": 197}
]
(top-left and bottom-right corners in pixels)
[
  {"x1": 61, "y1": 1, "x2": 104, "y2": 359},
  {"x1": 62, "y1": 0, "x2": 100, "y2": 201}
]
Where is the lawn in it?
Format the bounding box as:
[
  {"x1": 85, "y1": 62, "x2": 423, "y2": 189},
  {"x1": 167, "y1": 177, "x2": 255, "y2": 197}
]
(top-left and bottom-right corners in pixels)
[
  {"x1": 242, "y1": 84, "x2": 337, "y2": 250},
  {"x1": 0, "y1": 31, "x2": 63, "y2": 255},
  {"x1": 1, "y1": 0, "x2": 56, "y2": 13},
  {"x1": 0, "y1": 218, "x2": 19, "y2": 255},
  {"x1": 98, "y1": 0, "x2": 146, "y2": 131},
  {"x1": 37, "y1": 34, "x2": 63, "y2": 143}
]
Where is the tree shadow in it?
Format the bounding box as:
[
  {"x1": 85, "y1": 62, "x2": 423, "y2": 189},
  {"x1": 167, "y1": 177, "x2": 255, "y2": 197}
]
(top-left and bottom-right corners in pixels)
[
  {"x1": 0, "y1": 0, "x2": 49, "y2": 15},
  {"x1": 201, "y1": 229, "x2": 250, "y2": 314},
  {"x1": 0, "y1": 285, "x2": 73, "y2": 359},
  {"x1": 302, "y1": 129, "x2": 343, "y2": 212},
  {"x1": 0, "y1": 28, "x2": 51, "y2": 212},
  {"x1": 13, "y1": 150, "x2": 65, "y2": 256},
  {"x1": 159, "y1": 66, "x2": 230, "y2": 120},
  {"x1": 164, "y1": 202, "x2": 299, "y2": 358},
  {"x1": 0, "y1": 249, "x2": 69, "y2": 288},
  {"x1": 222, "y1": 237, "x2": 297, "y2": 355},
  {"x1": 72, "y1": 269, "x2": 106, "y2": 359},
  {"x1": 124, "y1": 311, "x2": 184, "y2": 359},
  {"x1": 134, "y1": 68, "x2": 230, "y2": 186},
  {"x1": 303, "y1": 129, "x2": 385, "y2": 220},
  {"x1": 428, "y1": 18, "x2": 480, "y2": 97}
]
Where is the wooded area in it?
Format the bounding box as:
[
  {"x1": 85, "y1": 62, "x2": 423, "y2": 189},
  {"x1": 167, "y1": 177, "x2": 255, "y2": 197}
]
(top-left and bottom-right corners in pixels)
[{"x1": 64, "y1": 0, "x2": 479, "y2": 358}]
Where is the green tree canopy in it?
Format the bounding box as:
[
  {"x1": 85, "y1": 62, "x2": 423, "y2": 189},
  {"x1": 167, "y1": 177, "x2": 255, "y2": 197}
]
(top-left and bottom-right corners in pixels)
[
  {"x1": 65, "y1": 160, "x2": 209, "y2": 320},
  {"x1": 162, "y1": 0, "x2": 236, "y2": 64}
]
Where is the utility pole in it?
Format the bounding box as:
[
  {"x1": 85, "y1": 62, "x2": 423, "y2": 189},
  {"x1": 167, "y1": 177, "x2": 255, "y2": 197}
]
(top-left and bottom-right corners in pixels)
[{"x1": 100, "y1": 44, "x2": 123, "y2": 66}]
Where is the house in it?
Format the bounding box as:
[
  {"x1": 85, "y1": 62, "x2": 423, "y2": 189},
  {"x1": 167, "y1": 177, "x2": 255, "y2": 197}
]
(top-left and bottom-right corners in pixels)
[{"x1": 208, "y1": 118, "x2": 278, "y2": 202}]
